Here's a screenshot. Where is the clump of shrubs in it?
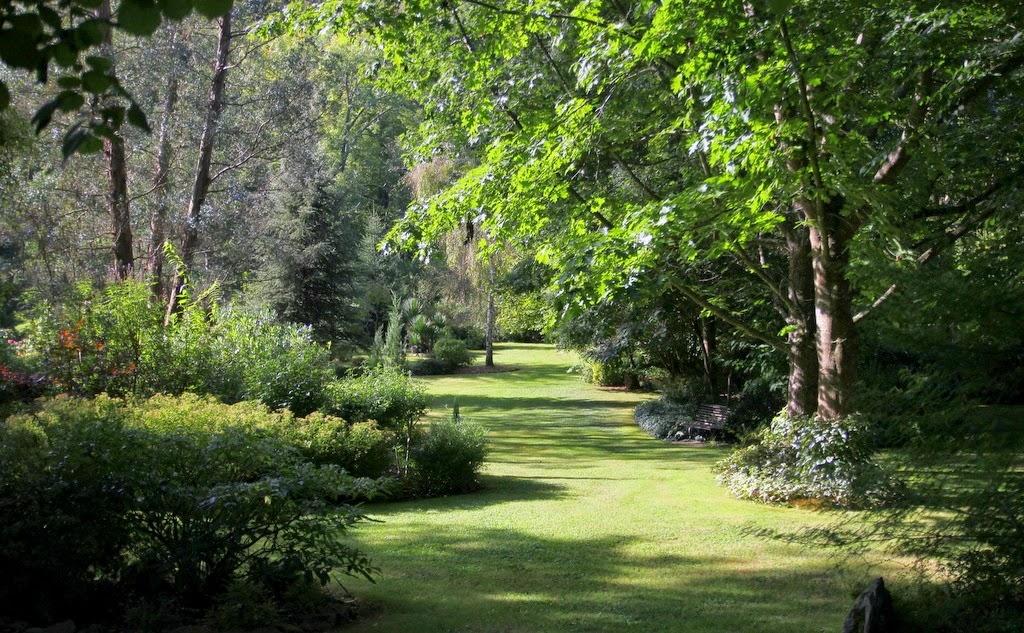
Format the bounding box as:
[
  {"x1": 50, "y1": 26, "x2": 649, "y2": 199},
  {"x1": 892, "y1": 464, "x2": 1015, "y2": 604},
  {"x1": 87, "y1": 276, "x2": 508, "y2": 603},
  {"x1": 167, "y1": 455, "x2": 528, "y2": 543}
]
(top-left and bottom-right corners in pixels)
[
  {"x1": 16, "y1": 282, "x2": 334, "y2": 416},
  {"x1": 715, "y1": 413, "x2": 901, "y2": 508},
  {"x1": 412, "y1": 408, "x2": 487, "y2": 496},
  {"x1": 324, "y1": 366, "x2": 428, "y2": 431},
  {"x1": 0, "y1": 394, "x2": 377, "y2": 629},
  {"x1": 634, "y1": 397, "x2": 697, "y2": 439},
  {"x1": 575, "y1": 356, "x2": 642, "y2": 388},
  {"x1": 432, "y1": 336, "x2": 472, "y2": 372}
]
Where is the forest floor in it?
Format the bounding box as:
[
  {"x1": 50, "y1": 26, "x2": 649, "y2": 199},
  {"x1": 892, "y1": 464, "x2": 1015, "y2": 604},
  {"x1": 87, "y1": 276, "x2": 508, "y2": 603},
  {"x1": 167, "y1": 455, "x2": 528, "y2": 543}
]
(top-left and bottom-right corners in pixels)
[{"x1": 340, "y1": 343, "x2": 897, "y2": 633}]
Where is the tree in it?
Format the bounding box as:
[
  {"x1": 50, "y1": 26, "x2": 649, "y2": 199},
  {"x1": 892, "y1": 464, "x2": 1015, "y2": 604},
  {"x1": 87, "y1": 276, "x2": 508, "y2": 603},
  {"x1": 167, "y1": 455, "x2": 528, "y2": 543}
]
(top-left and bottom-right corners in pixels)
[
  {"x1": 331, "y1": 0, "x2": 1024, "y2": 419},
  {"x1": 0, "y1": 0, "x2": 233, "y2": 155},
  {"x1": 165, "y1": 8, "x2": 232, "y2": 321}
]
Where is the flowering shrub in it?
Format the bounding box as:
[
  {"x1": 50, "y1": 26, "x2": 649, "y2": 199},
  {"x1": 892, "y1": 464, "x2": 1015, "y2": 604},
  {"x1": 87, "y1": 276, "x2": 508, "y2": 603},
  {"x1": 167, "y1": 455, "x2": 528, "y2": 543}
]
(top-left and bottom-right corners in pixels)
[
  {"x1": 715, "y1": 413, "x2": 901, "y2": 508},
  {"x1": 17, "y1": 282, "x2": 334, "y2": 415}
]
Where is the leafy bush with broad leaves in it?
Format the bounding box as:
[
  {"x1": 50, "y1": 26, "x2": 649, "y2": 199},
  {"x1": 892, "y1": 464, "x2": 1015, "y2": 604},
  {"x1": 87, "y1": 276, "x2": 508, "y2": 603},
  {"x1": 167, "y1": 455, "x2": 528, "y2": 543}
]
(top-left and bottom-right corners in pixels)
[
  {"x1": 412, "y1": 410, "x2": 487, "y2": 496},
  {"x1": 715, "y1": 413, "x2": 901, "y2": 508},
  {"x1": 0, "y1": 394, "x2": 377, "y2": 626},
  {"x1": 432, "y1": 336, "x2": 472, "y2": 371},
  {"x1": 16, "y1": 282, "x2": 334, "y2": 415},
  {"x1": 324, "y1": 366, "x2": 428, "y2": 432},
  {"x1": 577, "y1": 355, "x2": 640, "y2": 388}
]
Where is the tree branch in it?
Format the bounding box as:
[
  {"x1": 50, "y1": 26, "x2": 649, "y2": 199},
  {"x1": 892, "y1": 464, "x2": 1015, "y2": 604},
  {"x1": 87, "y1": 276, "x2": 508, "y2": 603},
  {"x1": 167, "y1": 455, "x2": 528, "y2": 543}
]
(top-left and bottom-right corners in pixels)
[{"x1": 668, "y1": 277, "x2": 786, "y2": 352}]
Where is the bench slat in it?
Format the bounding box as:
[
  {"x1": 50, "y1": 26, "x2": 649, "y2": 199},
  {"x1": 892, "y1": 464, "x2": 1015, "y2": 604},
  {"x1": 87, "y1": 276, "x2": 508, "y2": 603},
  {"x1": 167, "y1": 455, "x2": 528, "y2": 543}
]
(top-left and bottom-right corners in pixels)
[{"x1": 692, "y1": 404, "x2": 731, "y2": 429}]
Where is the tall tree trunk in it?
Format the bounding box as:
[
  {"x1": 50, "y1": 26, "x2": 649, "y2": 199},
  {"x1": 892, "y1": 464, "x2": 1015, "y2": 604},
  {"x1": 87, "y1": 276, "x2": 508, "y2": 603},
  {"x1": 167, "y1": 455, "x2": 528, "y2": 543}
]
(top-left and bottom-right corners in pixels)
[
  {"x1": 165, "y1": 12, "x2": 232, "y2": 322},
  {"x1": 807, "y1": 198, "x2": 858, "y2": 419},
  {"x1": 147, "y1": 40, "x2": 180, "y2": 299},
  {"x1": 698, "y1": 316, "x2": 717, "y2": 398},
  {"x1": 783, "y1": 217, "x2": 818, "y2": 417},
  {"x1": 99, "y1": 0, "x2": 133, "y2": 280},
  {"x1": 484, "y1": 262, "x2": 495, "y2": 367}
]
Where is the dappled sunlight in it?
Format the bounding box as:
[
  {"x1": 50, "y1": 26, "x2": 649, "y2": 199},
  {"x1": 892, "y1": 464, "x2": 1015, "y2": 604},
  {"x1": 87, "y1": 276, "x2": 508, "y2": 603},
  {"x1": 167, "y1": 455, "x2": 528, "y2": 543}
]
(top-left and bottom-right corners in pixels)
[{"x1": 341, "y1": 344, "x2": 887, "y2": 632}]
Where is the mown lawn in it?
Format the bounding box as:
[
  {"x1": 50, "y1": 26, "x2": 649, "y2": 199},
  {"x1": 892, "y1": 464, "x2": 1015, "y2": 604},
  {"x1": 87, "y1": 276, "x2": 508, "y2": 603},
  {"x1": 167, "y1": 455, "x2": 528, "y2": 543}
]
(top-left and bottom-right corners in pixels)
[{"x1": 340, "y1": 343, "x2": 889, "y2": 632}]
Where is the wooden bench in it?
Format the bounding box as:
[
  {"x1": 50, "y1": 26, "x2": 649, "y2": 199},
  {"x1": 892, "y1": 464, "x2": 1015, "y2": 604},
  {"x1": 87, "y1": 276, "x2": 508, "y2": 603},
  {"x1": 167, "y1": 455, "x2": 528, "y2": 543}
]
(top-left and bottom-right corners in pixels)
[{"x1": 686, "y1": 404, "x2": 731, "y2": 436}]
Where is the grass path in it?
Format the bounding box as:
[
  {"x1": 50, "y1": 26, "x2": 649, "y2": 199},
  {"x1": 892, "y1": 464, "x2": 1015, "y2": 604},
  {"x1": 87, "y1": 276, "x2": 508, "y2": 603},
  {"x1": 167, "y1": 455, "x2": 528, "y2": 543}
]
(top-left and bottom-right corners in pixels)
[{"x1": 342, "y1": 344, "x2": 876, "y2": 632}]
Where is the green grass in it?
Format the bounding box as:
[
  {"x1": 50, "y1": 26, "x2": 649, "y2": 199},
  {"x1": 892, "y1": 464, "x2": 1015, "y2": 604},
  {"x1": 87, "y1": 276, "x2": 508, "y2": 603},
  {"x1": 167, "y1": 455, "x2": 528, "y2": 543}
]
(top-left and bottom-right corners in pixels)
[{"x1": 341, "y1": 344, "x2": 886, "y2": 632}]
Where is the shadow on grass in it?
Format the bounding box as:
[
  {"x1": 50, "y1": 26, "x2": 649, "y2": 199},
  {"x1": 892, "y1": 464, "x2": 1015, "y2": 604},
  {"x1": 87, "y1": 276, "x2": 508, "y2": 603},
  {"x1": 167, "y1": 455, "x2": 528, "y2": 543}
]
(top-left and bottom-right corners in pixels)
[
  {"x1": 349, "y1": 525, "x2": 853, "y2": 632},
  {"x1": 376, "y1": 473, "x2": 571, "y2": 513},
  {"x1": 426, "y1": 392, "x2": 723, "y2": 464}
]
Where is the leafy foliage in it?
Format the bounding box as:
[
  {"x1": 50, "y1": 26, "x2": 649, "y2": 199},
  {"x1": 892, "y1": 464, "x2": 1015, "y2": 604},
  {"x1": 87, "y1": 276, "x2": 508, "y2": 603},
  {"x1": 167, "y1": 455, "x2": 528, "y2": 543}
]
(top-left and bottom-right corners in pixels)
[
  {"x1": 16, "y1": 281, "x2": 334, "y2": 415},
  {"x1": 0, "y1": 393, "x2": 375, "y2": 625},
  {"x1": 496, "y1": 291, "x2": 552, "y2": 342},
  {"x1": 432, "y1": 336, "x2": 472, "y2": 372},
  {"x1": 0, "y1": 0, "x2": 233, "y2": 156},
  {"x1": 412, "y1": 408, "x2": 487, "y2": 496},
  {"x1": 716, "y1": 413, "x2": 901, "y2": 508},
  {"x1": 324, "y1": 366, "x2": 427, "y2": 432}
]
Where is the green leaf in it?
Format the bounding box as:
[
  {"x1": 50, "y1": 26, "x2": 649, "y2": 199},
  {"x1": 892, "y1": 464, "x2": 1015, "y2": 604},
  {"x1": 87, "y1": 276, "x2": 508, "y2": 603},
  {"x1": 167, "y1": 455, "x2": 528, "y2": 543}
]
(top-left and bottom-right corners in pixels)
[
  {"x1": 158, "y1": 0, "x2": 194, "y2": 20},
  {"x1": 0, "y1": 82, "x2": 9, "y2": 110},
  {"x1": 8, "y1": 13, "x2": 44, "y2": 37},
  {"x1": 117, "y1": 0, "x2": 162, "y2": 36},
  {"x1": 72, "y1": 20, "x2": 106, "y2": 48},
  {"x1": 86, "y1": 55, "x2": 113, "y2": 72},
  {"x1": 50, "y1": 42, "x2": 77, "y2": 67},
  {"x1": 38, "y1": 6, "x2": 62, "y2": 29},
  {"x1": 56, "y1": 90, "x2": 86, "y2": 112},
  {"x1": 79, "y1": 135, "x2": 104, "y2": 154},
  {"x1": 81, "y1": 69, "x2": 113, "y2": 93},
  {"x1": 57, "y1": 75, "x2": 82, "y2": 88},
  {"x1": 0, "y1": 28, "x2": 39, "y2": 69},
  {"x1": 102, "y1": 105, "x2": 125, "y2": 127},
  {"x1": 127, "y1": 102, "x2": 151, "y2": 133},
  {"x1": 194, "y1": 0, "x2": 232, "y2": 19}
]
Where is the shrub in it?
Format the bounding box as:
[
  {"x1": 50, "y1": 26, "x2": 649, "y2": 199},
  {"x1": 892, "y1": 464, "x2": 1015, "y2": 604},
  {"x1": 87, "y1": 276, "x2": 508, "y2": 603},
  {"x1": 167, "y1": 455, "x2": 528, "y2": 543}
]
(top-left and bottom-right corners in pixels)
[
  {"x1": 432, "y1": 336, "x2": 472, "y2": 371},
  {"x1": 324, "y1": 366, "x2": 428, "y2": 432},
  {"x1": 293, "y1": 414, "x2": 395, "y2": 478},
  {"x1": 412, "y1": 410, "x2": 487, "y2": 496},
  {"x1": 409, "y1": 356, "x2": 447, "y2": 376},
  {"x1": 578, "y1": 356, "x2": 639, "y2": 388},
  {"x1": 0, "y1": 397, "x2": 140, "y2": 622},
  {"x1": 443, "y1": 324, "x2": 485, "y2": 350},
  {"x1": 0, "y1": 395, "x2": 376, "y2": 626},
  {"x1": 715, "y1": 413, "x2": 900, "y2": 508},
  {"x1": 211, "y1": 308, "x2": 334, "y2": 416},
  {"x1": 634, "y1": 398, "x2": 697, "y2": 439},
  {"x1": 134, "y1": 394, "x2": 395, "y2": 480},
  {"x1": 16, "y1": 282, "x2": 335, "y2": 416}
]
